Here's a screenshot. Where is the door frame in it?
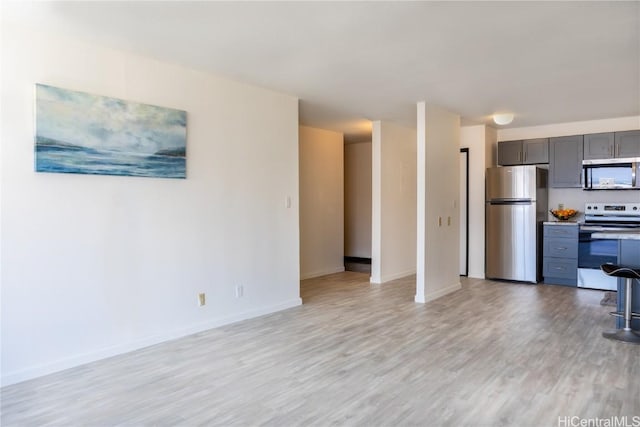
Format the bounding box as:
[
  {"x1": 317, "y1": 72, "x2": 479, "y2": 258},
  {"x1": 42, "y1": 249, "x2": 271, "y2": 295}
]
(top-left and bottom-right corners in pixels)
[{"x1": 460, "y1": 148, "x2": 469, "y2": 277}]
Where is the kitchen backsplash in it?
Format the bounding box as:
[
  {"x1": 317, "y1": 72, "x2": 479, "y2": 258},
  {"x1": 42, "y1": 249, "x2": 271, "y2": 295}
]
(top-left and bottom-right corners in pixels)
[{"x1": 548, "y1": 187, "x2": 639, "y2": 221}]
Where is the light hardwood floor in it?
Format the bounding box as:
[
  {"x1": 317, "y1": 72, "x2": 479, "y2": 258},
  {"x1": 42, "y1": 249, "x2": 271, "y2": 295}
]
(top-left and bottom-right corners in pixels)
[{"x1": 2, "y1": 273, "x2": 639, "y2": 426}]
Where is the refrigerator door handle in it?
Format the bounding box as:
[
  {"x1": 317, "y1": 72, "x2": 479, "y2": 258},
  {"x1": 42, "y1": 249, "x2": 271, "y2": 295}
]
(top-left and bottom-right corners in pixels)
[{"x1": 488, "y1": 199, "x2": 533, "y2": 205}]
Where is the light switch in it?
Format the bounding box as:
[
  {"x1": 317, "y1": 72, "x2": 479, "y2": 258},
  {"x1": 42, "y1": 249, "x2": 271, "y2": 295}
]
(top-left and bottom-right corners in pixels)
[{"x1": 285, "y1": 196, "x2": 291, "y2": 208}]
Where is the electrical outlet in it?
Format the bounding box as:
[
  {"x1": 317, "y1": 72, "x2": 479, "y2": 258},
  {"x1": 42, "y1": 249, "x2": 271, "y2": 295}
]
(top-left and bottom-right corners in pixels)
[
  {"x1": 235, "y1": 285, "x2": 243, "y2": 298},
  {"x1": 198, "y1": 293, "x2": 206, "y2": 306}
]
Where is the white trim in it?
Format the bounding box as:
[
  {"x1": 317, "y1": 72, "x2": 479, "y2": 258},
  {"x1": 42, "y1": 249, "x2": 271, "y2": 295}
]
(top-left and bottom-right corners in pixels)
[
  {"x1": 370, "y1": 269, "x2": 416, "y2": 284},
  {"x1": 300, "y1": 266, "x2": 345, "y2": 280},
  {"x1": 370, "y1": 121, "x2": 382, "y2": 284},
  {"x1": 416, "y1": 101, "x2": 427, "y2": 303},
  {"x1": 415, "y1": 281, "x2": 461, "y2": 303},
  {"x1": 1, "y1": 298, "x2": 302, "y2": 387}
]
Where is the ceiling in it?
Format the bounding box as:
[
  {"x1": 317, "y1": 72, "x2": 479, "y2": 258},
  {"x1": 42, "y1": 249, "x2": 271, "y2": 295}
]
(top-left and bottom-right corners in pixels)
[{"x1": 4, "y1": 1, "x2": 640, "y2": 142}]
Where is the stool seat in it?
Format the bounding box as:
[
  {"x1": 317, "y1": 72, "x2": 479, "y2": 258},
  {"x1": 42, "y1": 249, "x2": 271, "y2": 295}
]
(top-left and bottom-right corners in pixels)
[
  {"x1": 600, "y1": 263, "x2": 640, "y2": 345},
  {"x1": 600, "y1": 264, "x2": 640, "y2": 280}
]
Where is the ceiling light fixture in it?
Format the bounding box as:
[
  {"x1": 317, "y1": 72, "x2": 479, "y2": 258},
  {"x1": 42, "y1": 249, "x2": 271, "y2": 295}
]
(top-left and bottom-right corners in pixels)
[{"x1": 493, "y1": 113, "x2": 514, "y2": 125}]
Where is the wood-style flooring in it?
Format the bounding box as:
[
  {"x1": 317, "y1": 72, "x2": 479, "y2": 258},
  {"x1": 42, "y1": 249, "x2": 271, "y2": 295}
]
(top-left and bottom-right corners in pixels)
[{"x1": 2, "y1": 273, "x2": 639, "y2": 426}]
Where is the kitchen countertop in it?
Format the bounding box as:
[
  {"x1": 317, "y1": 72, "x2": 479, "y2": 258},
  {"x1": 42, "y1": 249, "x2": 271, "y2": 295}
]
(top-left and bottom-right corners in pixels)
[
  {"x1": 543, "y1": 221, "x2": 580, "y2": 226},
  {"x1": 592, "y1": 230, "x2": 640, "y2": 240}
]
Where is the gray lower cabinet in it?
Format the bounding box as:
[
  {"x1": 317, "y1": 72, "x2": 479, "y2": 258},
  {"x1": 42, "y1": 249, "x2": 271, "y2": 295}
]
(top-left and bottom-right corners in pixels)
[
  {"x1": 498, "y1": 138, "x2": 549, "y2": 166},
  {"x1": 615, "y1": 130, "x2": 640, "y2": 158},
  {"x1": 549, "y1": 135, "x2": 583, "y2": 188},
  {"x1": 543, "y1": 224, "x2": 578, "y2": 286}
]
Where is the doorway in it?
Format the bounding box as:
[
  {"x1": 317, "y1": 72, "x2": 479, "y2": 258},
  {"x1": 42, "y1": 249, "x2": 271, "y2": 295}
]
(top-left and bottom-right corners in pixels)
[
  {"x1": 460, "y1": 148, "x2": 469, "y2": 276},
  {"x1": 344, "y1": 141, "x2": 372, "y2": 274}
]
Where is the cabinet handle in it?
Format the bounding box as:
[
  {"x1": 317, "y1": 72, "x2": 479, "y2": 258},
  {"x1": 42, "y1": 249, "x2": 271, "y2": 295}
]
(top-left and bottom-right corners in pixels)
[
  {"x1": 524, "y1": 150, "x2": 527, "y2": 162},
  {"x1": 554, "y1": 267, "x2": 566, "y2": 271},
  {"x1": 616, "y1": 144, "x2": 619, "y2": 157},
  {"x1": 556, "y1": 247, "x2": 567, "y2": 250}
]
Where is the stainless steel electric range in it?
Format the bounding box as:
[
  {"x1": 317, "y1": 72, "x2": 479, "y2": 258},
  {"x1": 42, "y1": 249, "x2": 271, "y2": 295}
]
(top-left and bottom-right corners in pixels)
[{"x1": 578, "y1": 202, "x2": 640, "y2": 290}]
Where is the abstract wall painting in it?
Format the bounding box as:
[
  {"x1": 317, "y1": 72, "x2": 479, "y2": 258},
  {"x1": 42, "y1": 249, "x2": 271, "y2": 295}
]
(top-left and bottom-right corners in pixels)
[{"x1": 35, "y1": 84, "x2": 187, "y2": 179}]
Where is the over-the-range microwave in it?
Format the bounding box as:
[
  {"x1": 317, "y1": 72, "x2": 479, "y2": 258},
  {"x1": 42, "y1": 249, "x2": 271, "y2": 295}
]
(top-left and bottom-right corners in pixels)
[{"x1": 582, "y1": 157, "x2": 640, "y2": 190}]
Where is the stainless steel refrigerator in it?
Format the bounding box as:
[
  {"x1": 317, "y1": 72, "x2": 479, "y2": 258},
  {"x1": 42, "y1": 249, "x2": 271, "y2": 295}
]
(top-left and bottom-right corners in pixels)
[{"x1": 485, "y1": 165, "x2": 548, "y2": 283}]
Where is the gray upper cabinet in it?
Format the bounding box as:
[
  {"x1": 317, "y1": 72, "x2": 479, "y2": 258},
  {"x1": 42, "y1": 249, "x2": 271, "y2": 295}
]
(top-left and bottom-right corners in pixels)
[
  {"x1": 498, "y1": 139, "x2": 549, "y2": 165},
  {"x1": 498, "y1": 140, "x2": 523, "y2": 165},
  {"x1": 523, "y1": 138, "x2": 549, "y2": 164},
  {"x1": 583, "y1": 133, "x2": 614, "y2": 159},
  {"x1": 615, "y1": 130, "x2": 640, "y2": 158},
  {"x1": 584, "y1": 130, "x2": 640, "y2": 159},
  {"x1": 549, "y1": 135, "x2": 584, "y2": 188}
]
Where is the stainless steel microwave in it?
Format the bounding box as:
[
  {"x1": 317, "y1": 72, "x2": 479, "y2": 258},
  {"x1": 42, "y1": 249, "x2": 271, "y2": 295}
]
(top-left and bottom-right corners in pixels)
[{"x1": 582, "y1": 157, "x2": 639, "y2": 190}]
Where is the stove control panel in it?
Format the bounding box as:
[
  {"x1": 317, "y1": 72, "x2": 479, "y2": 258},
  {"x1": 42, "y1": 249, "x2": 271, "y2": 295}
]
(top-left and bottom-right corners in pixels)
[{"x1": 584, "y1": 202, "x2": 640, "y2": 215}]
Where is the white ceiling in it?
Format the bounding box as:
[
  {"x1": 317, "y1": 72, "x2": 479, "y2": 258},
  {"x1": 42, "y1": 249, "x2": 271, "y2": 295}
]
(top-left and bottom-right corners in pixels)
[{"x1": 4, "y1": 1, "x2": 640, "y2": 142}]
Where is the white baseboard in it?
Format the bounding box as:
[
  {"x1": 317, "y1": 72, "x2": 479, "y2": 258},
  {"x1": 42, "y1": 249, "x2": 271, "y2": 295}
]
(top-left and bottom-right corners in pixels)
[
  {"x1": 300, "y1": 266, "x2": 345, "y2": 280},
  {"x1": 415, "y1": 281, "x2": 461, "y2": 303},
  {"x1": 370, "y1": 269, "x2": 416, "y2": 284},
  {"x1": 1, "y1": 298, "x2": 302, "y2": 387}
]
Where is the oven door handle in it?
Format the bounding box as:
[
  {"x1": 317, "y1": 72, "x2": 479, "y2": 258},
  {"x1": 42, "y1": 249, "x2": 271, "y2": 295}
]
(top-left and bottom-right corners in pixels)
[{"x1": 580, "y1": 226, "x2": 633, "y2": 232}]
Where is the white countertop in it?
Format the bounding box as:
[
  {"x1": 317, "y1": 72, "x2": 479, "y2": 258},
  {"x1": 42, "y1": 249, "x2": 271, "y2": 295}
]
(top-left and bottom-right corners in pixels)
[
  {"x1": 543, "y1": 221, "x2": 579, "y2": 226},
  {"x1": 592, "y1": 230, "x2": 640, "y2": 240}
]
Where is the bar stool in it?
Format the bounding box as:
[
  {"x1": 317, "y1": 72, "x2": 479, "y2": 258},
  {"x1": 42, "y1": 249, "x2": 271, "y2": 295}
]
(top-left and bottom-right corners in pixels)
[{"x1": 600, "y1": 263, "x2": 640, "y2": 344}]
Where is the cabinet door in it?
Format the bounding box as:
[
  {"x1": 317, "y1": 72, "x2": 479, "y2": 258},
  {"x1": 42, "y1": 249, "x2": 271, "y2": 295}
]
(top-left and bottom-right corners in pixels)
[
  {"x1": 549, "y1": 135, "x2": 584, "y2": 188},
  {"x1": 583, "y1": 133, "x2": 614, "y2": 159},
  {"x1": 543, "y1": 258, "x2": 578, "y2": 280},
  {"x1": 614, "y1": 130, "x2": 640, "y2": 158},
  {"x1": 544, "y1": 225, "x2": 579, "y2": 238},
  {"x1": 544, "y1": 237, "x2": 578, "y2": 259},
  {"x1": 523, "y1": 138, "x2": 549, "y2": 164},
  {"x1": 498, "y1": 140, "x2": 523, "y2": 165}
]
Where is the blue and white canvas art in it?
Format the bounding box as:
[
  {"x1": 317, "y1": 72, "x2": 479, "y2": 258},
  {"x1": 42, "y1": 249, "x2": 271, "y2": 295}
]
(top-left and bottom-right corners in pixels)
[{"x1": 35, "y1": 84, "x2": 187, "y2": 179}]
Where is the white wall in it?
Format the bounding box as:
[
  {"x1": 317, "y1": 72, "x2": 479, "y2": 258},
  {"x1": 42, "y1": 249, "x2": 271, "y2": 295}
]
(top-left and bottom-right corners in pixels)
[
  {"x1": 371, "y1": 121, "x2": 417, "y2": 284},
  {"x1": 299, "y1": 126, "x2": 345, "y2": 279},
  {"x1": 416, "y1": 103, "x2": 461, "y2": 303},
  {"x1": 498, "y1": 116, "x2": 640, "y2": 220},
  {"x1": 486, "y1": 126, "x2": 497, "y2": 169},
  {"x1": 1, "y1": 24, "x2": 301, "y2": 385},
  {"x1": 344, "y1": 141, "x2": 372, "y2": 258},
  {"x1": 497, "y1": 116, "x2": 640, "y2": 141}
]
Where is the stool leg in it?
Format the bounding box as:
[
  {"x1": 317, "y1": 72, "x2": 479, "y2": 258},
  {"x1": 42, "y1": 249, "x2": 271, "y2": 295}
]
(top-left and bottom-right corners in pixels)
[
  {"x1": 624, "y1": 278, "x2": 633, "y2": 331},
  {"x1": 603, "y1": 278, "x2": 640, "y2": 344}
]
